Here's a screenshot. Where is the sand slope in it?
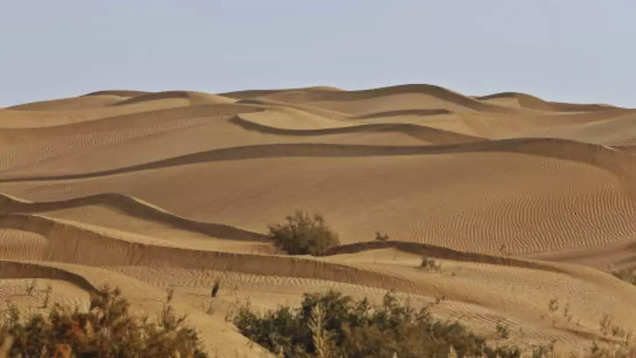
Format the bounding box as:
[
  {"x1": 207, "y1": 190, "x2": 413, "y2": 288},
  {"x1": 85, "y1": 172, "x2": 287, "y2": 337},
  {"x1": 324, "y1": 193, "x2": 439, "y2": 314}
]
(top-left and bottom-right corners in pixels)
[{"x1": 2, "y1": 84, "x2": 636, "y2": 356}]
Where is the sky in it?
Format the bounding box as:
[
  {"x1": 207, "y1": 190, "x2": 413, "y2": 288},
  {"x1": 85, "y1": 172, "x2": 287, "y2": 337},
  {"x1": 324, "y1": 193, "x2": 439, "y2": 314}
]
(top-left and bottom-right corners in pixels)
[{"x1": 1, "y1": 1, "x2": 635, "y2": 107}]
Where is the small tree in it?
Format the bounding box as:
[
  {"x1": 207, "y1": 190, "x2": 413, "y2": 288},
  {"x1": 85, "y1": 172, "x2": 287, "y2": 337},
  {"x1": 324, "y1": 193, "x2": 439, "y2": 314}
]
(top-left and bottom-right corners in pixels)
[{"x1": 268, "y1": 211, "x2": 340, "y2": 256}]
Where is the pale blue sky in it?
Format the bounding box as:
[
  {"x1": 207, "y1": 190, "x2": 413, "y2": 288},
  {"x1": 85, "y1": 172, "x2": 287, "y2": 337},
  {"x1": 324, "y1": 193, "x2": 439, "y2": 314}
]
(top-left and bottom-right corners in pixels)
[{"x1": 1, "y1": 1, "x2": 634, "y2": 107}]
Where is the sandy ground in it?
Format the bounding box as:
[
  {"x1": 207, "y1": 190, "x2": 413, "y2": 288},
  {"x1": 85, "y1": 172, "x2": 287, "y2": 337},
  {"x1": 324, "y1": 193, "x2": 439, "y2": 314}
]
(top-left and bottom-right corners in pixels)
[{"x1": 2, "y1": 85, "x2": 636, "y2": 356}]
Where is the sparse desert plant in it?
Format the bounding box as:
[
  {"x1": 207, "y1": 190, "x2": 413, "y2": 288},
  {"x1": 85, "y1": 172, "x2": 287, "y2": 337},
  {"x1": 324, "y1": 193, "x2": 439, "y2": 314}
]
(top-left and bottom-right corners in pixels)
[
  {"x1": 531, "y1": 343, "x2": 554, "y2": 358},
  {"x1": 24, "y1": 280, "x2": 37, "y2": 297},
  {"x1": 562, "y1": 302, "x2": 573, "y2": 323},
  {"x1": 589, "y1": 340, "x2": 636, "y2": 358},
  {"x1": 166, "y1": 287, "x2": 175, "y2": 304},
  {"x1": 375, "y1": 231, "x2": 390, "y2": 242},
  {"x1": 42, "y1": 284, "x2": 53, "y2": 309},
  {"x1": 496, "y1": 321, "x2": 510, "y2": 339},
  {"x1": 420, "y1": 256, "x2": 442, "y2": 272},
  {"x1": 600, "y1": 314, "x2": 613, "y2": 336},
  {"x1": 268, "y1": 210, "x2": 340, "y2": 255},
  {"x1": 211, "y1": 279, "x2": 221, "y2": 298},
  {"x1": 0, "y1": 285, "x2": 209, "y2": 358},
  {"x1": 433, "y1": 295, "x2": 446, "y2": 305},
  {"x1": 548, "y1": 298, "x2": 559, "y2": 327}
]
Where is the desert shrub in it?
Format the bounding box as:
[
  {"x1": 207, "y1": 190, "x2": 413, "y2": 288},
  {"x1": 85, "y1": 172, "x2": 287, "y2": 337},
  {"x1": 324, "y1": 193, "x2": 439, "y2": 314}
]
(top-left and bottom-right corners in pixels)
[
  {"x1": 211, "y1": 279, "x2": 221, "y2": 298},
  {"x1": 496, "y1": 321, "x2": 510, "y2": 339},
  {"x1": 268, "y1": 211, "x2": 340, "y2": 255},
  {"x1": 0, "y1": 286, "x2": 208, "y2": 358},
  {"x1": 375, "y1": 232, "x2": 390, "y2": 242},
  {"x1": 234, "y1": 290, "x2": 518, "y2": 358},
  {"x1": 420, "y1": 256, "x2": 442, "y2": 272}
]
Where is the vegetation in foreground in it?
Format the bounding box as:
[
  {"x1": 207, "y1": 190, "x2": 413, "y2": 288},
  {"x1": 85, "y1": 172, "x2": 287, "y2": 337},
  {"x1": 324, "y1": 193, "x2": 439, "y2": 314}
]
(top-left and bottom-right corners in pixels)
[
  {"x1": 233, "y1": 290, "x2": 523, "y2": 358},
  {"x1": 1, "y1": 284, "x2": 635, "y2": 357},
  {"x1": 234, "y1": 290, "x2": 636, "y2": 358},
  {"x1": 268, "y1": 210, "x2": 340, "y2": 256},
  {"x1": 0, "y1": 286, "x2": 207, "y2": 358}
]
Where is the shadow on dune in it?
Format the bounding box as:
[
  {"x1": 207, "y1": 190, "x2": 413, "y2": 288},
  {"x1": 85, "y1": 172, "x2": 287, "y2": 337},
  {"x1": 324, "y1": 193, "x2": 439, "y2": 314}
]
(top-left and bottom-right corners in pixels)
[
  {"x1": 0, "y1": 260, "x2": 98, "y2": 292},
  {"x1": 476, "y1": 92, "x2": 625, "y2": 112},
  {"x1": 0, "y1": 192, "x2": 266, "y2": 241},
  {"x1": 2, "y1": 138, "x2": 636, "y2": 192},
  {"x1": 0, "y1": 214, "x2": 421, "y2": 294},
  {"x1": 229, "y1": 115, "x2": 478, "y2": 143},
  {"x1": 226, "y1": 84, "x2": 513, "y2": 113},
  {"x1": 353, "y1": 109, "x2": 452, "y2": 119}
]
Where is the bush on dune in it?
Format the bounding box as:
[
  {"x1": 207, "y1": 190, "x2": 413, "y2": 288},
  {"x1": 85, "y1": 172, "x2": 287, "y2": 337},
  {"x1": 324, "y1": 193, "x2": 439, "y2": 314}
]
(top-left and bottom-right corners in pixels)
[
  {"x1": 0, "y1": 286, "x2": 208, "y2": 358},
  {"x1": 268, "y1": 210, "x2": 340, "y2": 256},
  {"x1": 233, "y1": 290, "x2": 520, "y2": 358}
]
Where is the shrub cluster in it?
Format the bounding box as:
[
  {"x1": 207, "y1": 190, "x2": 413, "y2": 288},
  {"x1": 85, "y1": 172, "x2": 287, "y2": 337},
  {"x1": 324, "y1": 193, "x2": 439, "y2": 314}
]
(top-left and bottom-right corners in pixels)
[
  {"x1": 233, "y1": 290, "x2": 520, "y2": 358},
  {"x1": 268, "y1": 211, "x2": 340, "y2": 256},
  {"x1": 0, "y1": 286, "x2": 207, "y2": 358}
]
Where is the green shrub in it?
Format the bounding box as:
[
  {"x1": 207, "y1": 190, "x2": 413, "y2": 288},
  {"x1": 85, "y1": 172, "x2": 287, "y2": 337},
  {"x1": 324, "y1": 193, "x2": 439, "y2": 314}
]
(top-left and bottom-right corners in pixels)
[
  {"x1": 233, "y1": 290, "x2": 517, "y2": 358},
  {"x1": 0, "y1": 286, "x2": 208, "y2": 358},
  {"x1": 268, "y1": 211, "x2": 340, "y2": 255}
]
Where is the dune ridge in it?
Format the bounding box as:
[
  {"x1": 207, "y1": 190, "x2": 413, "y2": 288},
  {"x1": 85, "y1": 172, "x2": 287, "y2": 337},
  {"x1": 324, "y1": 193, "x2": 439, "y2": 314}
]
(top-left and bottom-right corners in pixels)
[
  {"x1": 354, "y1": 108, "x2": 452, "y2": 119},
  {"x1": 4, "y1": 84, "x2": 636, "y2": 354},
  {"x1": 229, "y1": 84, "x2": 514, "y2": 113},
  {"x1": 0, "y1": 192, "x2": 265, "y2": 241},
  {"x1": 82, "y1": 90, "x2": 150, "y2": 98},
  {"x1": 229, "y1": 114, "x2": 479, "y2": 143},
  {"x1": 0, "y1": 214, "x2": 423, "y2": 294},
  {"x1": 0, "y1": 260, "x2": 98, "y2": 292},
  {"x1": 3, "y1": 138, "x2": 635, "y2": 187},
  {"x1": 112, "y1": 91, "x2": 236, "y2": 106},
  {"x1": 325, "y1": 240, "x2": 564, "y2": 273},
  {"x1": 477, "y1": 92, "x2": 623, "y2": 112}
]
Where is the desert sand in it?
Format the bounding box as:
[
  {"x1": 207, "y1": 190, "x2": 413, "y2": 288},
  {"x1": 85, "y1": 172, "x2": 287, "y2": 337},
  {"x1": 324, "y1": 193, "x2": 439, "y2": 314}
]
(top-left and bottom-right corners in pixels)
[{"x1": 2, "y1": 84, "x2": 636, "y2": 356}]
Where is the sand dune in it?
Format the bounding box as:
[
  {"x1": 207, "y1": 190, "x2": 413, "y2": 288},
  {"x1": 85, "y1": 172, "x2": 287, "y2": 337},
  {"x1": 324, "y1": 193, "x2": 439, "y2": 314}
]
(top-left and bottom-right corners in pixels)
[
  {"x1": 3, "y1": 138, "x2": 635, "y2": 186},
  {"x1": 519, "y1": 111, "x2": 636, "y2": 145},
  {"x1": 83, "y1": 90, "x2": 150, "y2": 97},
  {"x1": 245, "y1": 84, "x2": 510, "y2": 112},
  {"x1": 0, "y1": 214, "x2": 419, "y2": 293},
  {"x1": 229, "y1": 114, "x2": 480, "y2": 143},
  {"x1": 7, "y1": 95, "x2": 125, "y2": 111},
  {"x1": 3, "y1": 84, "x2": 636, "y2": 355},
  {"x1": 477, "y1": 92, "x2": 622, "y2": 112},
  {"x1": 354, "y1": 108, "x2": 452, "y2": 119},
  {"x1": 112, "y1": 91, "x2": 236, "y2": 106}
]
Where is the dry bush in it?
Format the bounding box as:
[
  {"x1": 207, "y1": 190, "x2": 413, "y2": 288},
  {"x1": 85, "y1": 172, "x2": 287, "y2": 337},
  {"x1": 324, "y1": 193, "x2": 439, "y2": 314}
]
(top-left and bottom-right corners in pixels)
[
  {"x1": 0, "y1": 286, "x2": 208, "y2": 358},
  {"x1": 375, "y1": 232, "x2": 390, "y2": 242},
  {"x1": 420, "y1": 256, "x2": 442, "y2": 272},
  {"x1": 268, "y1": 211, "x2": 340, "y2": 256}
]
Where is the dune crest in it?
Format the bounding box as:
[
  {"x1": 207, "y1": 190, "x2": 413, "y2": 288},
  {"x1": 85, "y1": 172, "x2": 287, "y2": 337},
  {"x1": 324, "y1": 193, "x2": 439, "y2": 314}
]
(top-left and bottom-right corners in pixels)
[{"x1": 3, "y1": 84, "x2": 636, "y2": 354}]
